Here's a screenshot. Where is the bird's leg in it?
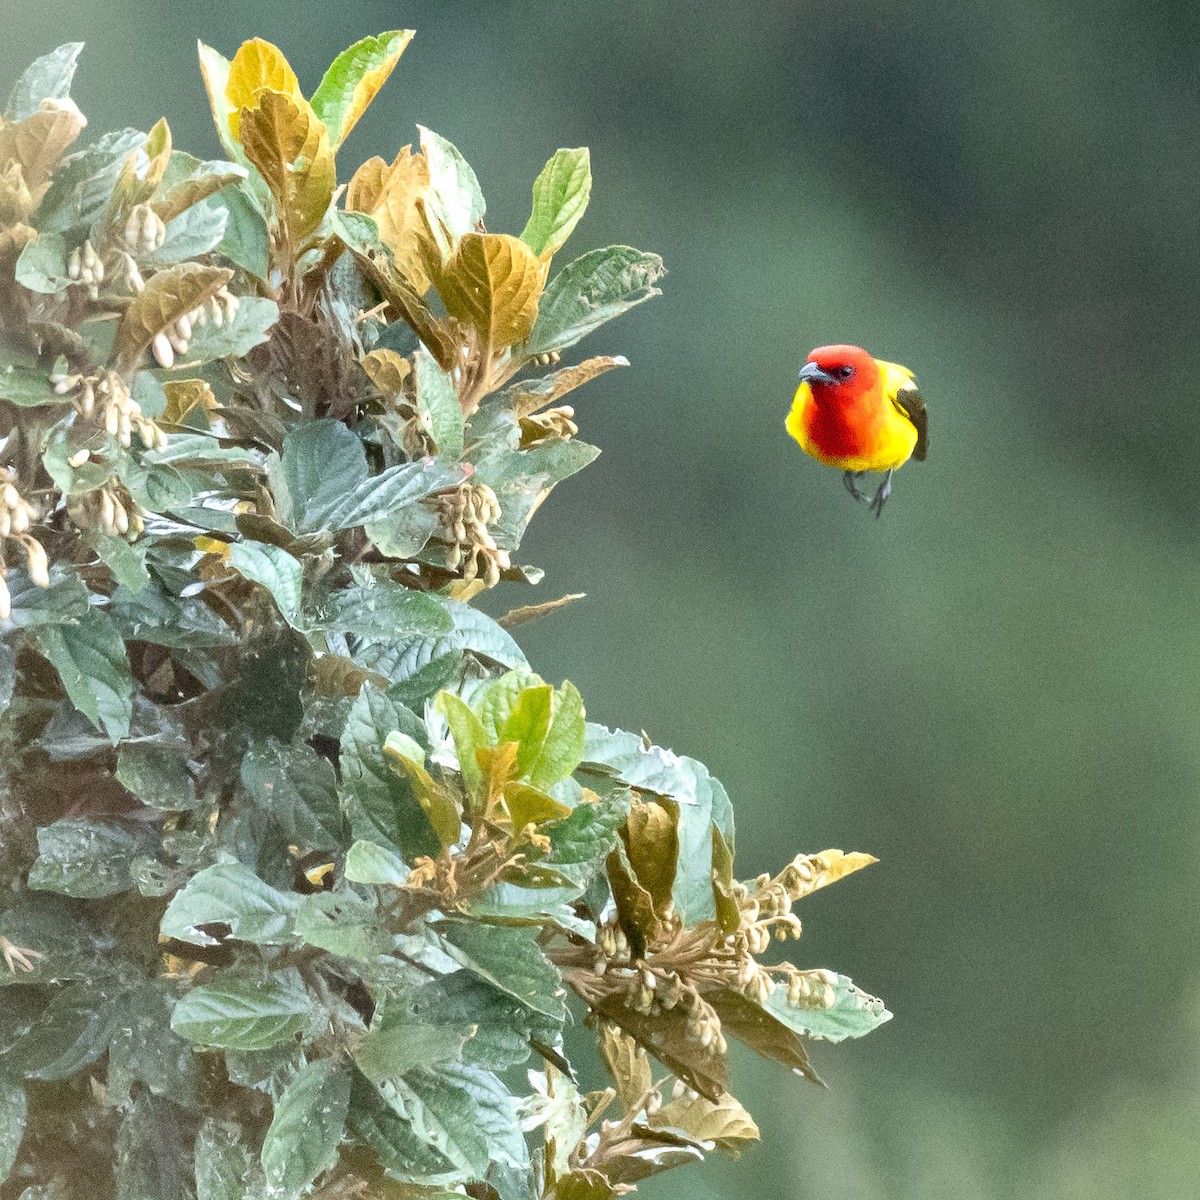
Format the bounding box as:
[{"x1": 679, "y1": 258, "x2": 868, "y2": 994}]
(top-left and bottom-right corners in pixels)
[
  {"x1": 868, "y1": 469, "x2": 894, "y2": 518},
  {"x1": 843, "y1": 470, "x2": 869, "y2": 503}
]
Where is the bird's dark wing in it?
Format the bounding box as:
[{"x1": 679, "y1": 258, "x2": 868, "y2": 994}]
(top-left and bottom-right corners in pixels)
[{"x1": 892, "y1": 388, "x2": 928, "y2": 461}]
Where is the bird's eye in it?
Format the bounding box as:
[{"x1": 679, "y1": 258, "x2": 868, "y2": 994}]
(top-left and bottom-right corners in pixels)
[{"x1": 835, "y1": 365, "x2": 855, "y2": 380}]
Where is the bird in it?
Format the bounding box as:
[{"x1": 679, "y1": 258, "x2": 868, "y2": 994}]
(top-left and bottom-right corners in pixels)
[{"x1": 786, "y1": 344, "x2": 928, "y2": 517}]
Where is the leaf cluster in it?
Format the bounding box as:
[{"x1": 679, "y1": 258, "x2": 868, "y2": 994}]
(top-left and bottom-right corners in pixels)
[{"x1": 0, "y1": 35, "x2": 888, "y2": 1200}]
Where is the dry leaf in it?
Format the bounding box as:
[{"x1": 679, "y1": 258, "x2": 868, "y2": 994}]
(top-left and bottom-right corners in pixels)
[
  {"x1": 225, "y1": 38, "x2": 302, "y2": 140},
  {"x1": 498, "y1": 592, "x2": 586, "y2": 629},
  {"x1": 648, "y1": 1091, "x2": 760, "y2": 1154},
  {"x1": 116, "y1": 263, "x2": 232, "y2": 366},
  {"x1": 361, "y1": 348, "x2": 412, "y2": 398},
  {"x1": 154, "y1": 171, "x2": 245, "y2": 225},
  {"x1": 504, "y1": 357, "x2": 628, "y2": 418},
  {"x1": 162, "y1": 379, "x2": 219, "y2": 425},
  {"x1": 346, "y1": 146, "x2": 432, "y2": 292},
  {"x1": 622, "y1": 798, "x2": 678, "y2": 919},
  {"x1": 240, "y1": 91, "x2": 336, "y2": 247},
  {"x1": 600, "y1": 1023, "x2": 653, "y2": 1113},
  {"x1": 0, "y1": 103, "x2": 87, "y2": 197},
  {"x1": 438, "y1": 232, "x2": 547, "y2": 353}
]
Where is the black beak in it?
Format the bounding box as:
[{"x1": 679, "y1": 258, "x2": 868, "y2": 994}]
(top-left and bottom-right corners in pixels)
[{"x1": 798, "y1": 361, "x2": 836, "y2": 386}]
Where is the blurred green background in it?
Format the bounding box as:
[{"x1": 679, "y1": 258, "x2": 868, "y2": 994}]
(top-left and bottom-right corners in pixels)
[{"x1": 6, "y1": 1, "x2": 1200, "y2": 1194}]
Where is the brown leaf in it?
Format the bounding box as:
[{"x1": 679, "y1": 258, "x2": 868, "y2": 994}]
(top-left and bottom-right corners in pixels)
[
  {"x1": 225, "y1": 38, "x2": 302, "y2": 140},
  {"x1": 311, "y1": 653, "x2": 388, "y2": 697},
  {"x1": 0, "y1": 162, "x2": 32, "y2": 228},
  {"x1": 605, "y1": 843, "x2": 659, "y2": 960},
  {"x1": 710, "y1": 823, "x2": 740, "y2": 938},
  {"x1": 438, "y1": 232, "x2": 547, "y2": 354},
  {"x1": 476, "y1": 742, "x2": 520, "y2": 815},
  {"x1": 703, "y1": 985, "x2": 823, "y2": 1086},
  {"x1": 161, "y1": 379, "x2": 219, "y2": 426},
  {"x1": 154, "y1": 171, "x2": 244, "y2": 225},
  {"x1": 648, "y1": 1091, "x2": 760, "y2": 1154},
  {"x1": 346, "y1": 146, "x2": 432, "y2": 292},
  {"x1": 361, "y1": 348, "x2": 412, "y2": 399},
  {"x1": 239, "y1": 91, "x2": 335, "y2": 247},
  {"x1": 503, "y1": 356, "x2": 628, "y2": 419},
  {"x1": 498, "y1": 592, "x2": 586, "y2": 629},
  {"x1": 590, "y1": 988, "x2": 728, "y2": 1103},
  {"x1": 621, "y1": 798, "x2": 677, "y2": 919},
  {"x1": 600, "y1": 1023, "x2": 653, "y2": 1112},
  {"x1": 549, "y1": 1170, "x2": 618, "y2": 1200},
  {"x1": 115, "y1": 263, "x2": 232, "y2": 366},
  {"x1": 0, "y1": 103, "x2": 87, "y2": 196},
  {"x1": 502, "y1": 781, "x2": 571, "y2": 828}
]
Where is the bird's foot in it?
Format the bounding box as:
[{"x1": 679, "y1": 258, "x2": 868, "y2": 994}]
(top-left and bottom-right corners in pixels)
[
  {"x1": 843, "y1": 471, "x2": 869, "y2": 504},
  {"x1": 868, "y1": 470, "x2": 894, "y2": 518},
  {"x1": 2, "y1": 936, "x2": 44, "y2": 974}
]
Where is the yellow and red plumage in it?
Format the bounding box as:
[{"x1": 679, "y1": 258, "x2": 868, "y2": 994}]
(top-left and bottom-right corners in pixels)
[{"x1": 786, "y1": 344, "x2": 928, "y2": 514}]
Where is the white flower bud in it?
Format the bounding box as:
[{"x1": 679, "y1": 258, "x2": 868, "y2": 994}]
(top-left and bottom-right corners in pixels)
[
  {"x1": 152, "y1": 332, "x2": 175, "y2": 369},
  {"x1": 67, "y1": 447, "x2": 90, "y2": 468},
  {"x1": 67, "y1": 248, "x2": 82, "y2": 280},
  {"x1": 24, "y1": 539, "x2": 49, "y2": 588},
  {"x1": 0, "y1": 575, "x2": 10, "y2": 622}
]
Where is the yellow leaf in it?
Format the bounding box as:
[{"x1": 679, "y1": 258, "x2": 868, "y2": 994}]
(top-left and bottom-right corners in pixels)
[
  {"x1": 502, "y1": 781, "x2": 571, "y2": 829},
  {"x1": 621, "y1": 797, "x2": 678, "y2": 919},
  {"x1": 116, "y1": 263, "x2": 232, "y2": 366},
  {"x1": 239, "y1": 91, "x2": 336, "y2": 247},
  {"x1": 346, "y1": 146, "x2": 431, "y2": 292},
  {"x1": 599, "y1": 1024, "x2": 652, "y2": 1112},
  {"x1": 384, "y1": 740, "x2": 462, "y2": 849},
  {"x1": 0, "y1": 102, "x2": 87, "y2": 197},
  {"x1": 161, "y1": 379, "x2": 218, "y2": 426},
  {"x1": 361, "y1": 348, "x2": 411, "y2": 399},
  {"x1": 225, "y1": 38, "x2": 302, "y2": 140},
  {"x1": 438, "y1": 232, "x2": 547, "y2": 353},
  {"x1": 476, "y1": 742, "x2": 520, "y2": 812},
  {"x1": 193, "y1": 535, "x2": 231, "y2": 558},
  {"x1": 197, "y1": 42, "x2": 238, "y2": 157},
  {"x1": 780, "y1": 848, "x2": 879, "y2": 902},
  {"x1": 648, "y1": 1091, "x2": 760, "y2": 1153}
]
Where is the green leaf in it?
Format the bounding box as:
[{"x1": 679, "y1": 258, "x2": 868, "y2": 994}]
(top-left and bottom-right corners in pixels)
[
  {"x1": 261, "y1": 1060, "x2": 351, "y2": 1199},
  {"x1": 220, "y1": 629, "x2": 307, "y2": 743},
  {"x1": 310, "y1": 31, "x2": 414, "y2": 149},
  {"x1": 546, "y1": 790, "x2": 631, "y2": 885},
  {"x1": 353, "y1": 995, "x2": 474, "y2": 1083},
  {"x1": 109, "y1": 583, "x2": 237, "y2": 649},
  {"x1": 312, "y1": 580, "x2": 452, "y2": 638},
  {"x1": 37, "y1": 127, "x2": 146, "y2": 235},
  {"x1": 178, "y1": 295, "x2": 279, "y2": 364},
  {"x1": 759, "y1": 974, "x2": 892, "y2": 1043},
  {"x1": 340, "y1": 684, "x2": 438, "y2": 858},
  {"x1": 435, "y1": 919, "x2": 566, "y2": 1022},
  {"x1": 529, "y1": 682, "x2": 585, "y2": 790},
  {"x1": 142, "y1": 203, "x2": 228, "y2": 265},
  {"x1": 477, "y1": 669, "x2": 542, "y2": 742},
  {"x1": 6, "y1": 43, "x2": 83, "y2": 120},
  {"x1": 419, "y1": 126, "x2": 485, "y2": 240},
  {"x1": 92, "y1": 534, "x2": 151, "y2": 593},
  {"x1": 170, "y1": 975, "x2": 314, "y2": 1050},
  {"x1": 344, "y1": 839, "x2": 409, "y2": 885},
  {"x1": 27, "y1": 818, "x2": 151, "y2": 899},
  {"x1": 160, "y1": 862, "x2": 298, "y2": 946},
  {"x1": 0, "y1": 642, "x2": 14, "y2": 718},
  {"x1": 37, "y1": 607, "x2": 133, "y2": 742},
  {"x1": 241, "y1": 739, "x2": 344, "y2": 851},
  {"x1": 213, "y1": 181, "x2": 271, "y2": 279},
  {"x1": 439, "y1": 1063, "x2": 528, "y2": 1170},
  {"x1": 320, "y1": 460, "x2": 463, "y2": 533},
  {"x1": 271, "y1": 420, "x2": 366, "y2": 532},
  {"x1": 0, "y1": 358, "x2": 64, "y2": 408},
  {"x1": 0, "y1": 1072, "x2": 25, "y2": 1186},
  {"x1": 521, "y1": 147, "x2": 592, "y2": 258},
  {"x1": 1, "y1": 985, "x2": 116, "y2": 1081},
  {"x1": 115, "y1": 1091, "x2": 190, "y2": 1200},
  {"x1": 116, "y1": 743, "x2": 197, "y2": 811},
  {"x1": 501, "y1": 684, "x2": 553, "y2": 781},
  {"x1": 194, "y1": 1119, "x2": 257, "y2": 1200},
  {"x1": 2, "y1": 567, "x2": 88, "y2": 628},
  {"x1": 522, "y1": 246, "x2": 665, "y2": 357},
  {"x1": 348, "y1": 1072, "x2": 458, "y2": 1183},
  {"x1": 436, "y1": 691, "x2": 487, "y2": 801},
  {"x1": 228, "y1": 541, "x2": 304, "y2": 628},
  {"x1": 294, "y1": 890, "x2": 391, "y2": 961},
  {"x1": 106, "y1": 982, "x2": 200, "y2": 1106},
  {"x1": 414, "y1": 345, "x2": 465, "y2": 460},
  {"x1": 442, "y1": 600, "x2": 529, "y2": 669},
  {"x1": 381, "y1": 1070, "x2": 490, "y2": 1179},
  {"x1": 14, "y1": 232, "x2": 72, "y2": 293}
]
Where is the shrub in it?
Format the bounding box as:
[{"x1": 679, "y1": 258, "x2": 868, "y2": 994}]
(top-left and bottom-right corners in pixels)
[{"x1": 0, "y1": 34, "x2": 890, "y2": 1200}]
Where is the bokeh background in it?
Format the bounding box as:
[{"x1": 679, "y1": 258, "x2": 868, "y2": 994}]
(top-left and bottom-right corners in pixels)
[{"x1": 6, "y1": 1, "x2": 1200, "y2": 1195}]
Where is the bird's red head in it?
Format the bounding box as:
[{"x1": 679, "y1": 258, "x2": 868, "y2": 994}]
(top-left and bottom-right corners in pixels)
[{"x1": 798, "y1": 345, "x2": 879, "y2": 397}]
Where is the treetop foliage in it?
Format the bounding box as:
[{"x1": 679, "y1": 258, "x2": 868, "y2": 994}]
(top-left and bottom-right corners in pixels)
[{"x1": 0, "y1": 33, "x2": 889, "y2": 1200}]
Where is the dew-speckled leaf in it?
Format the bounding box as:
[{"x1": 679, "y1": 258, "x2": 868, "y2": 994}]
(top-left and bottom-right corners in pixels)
[
  {"x1": 5, "y1": 43, "x2": 83, "y2": 122},
  {"x1": 36, "y1": 608, "x2": 132, "y2": 742},
  {"x1": 241, "y1": 739, "x2": 344, "y2": 852},
  {"x1": 160, "y1": 862, "x2": 298, "y2": 946},
  {"x1": 311, "y1": 31, "x2": 414, "y2": 149},
  {"x1": 170, "y1": 975, "x2": 313, "y2": 1051},
  {"x1": 228, "y1": 541, "x2": 303, "y2": 628},
  {"x1": 0, "y1": 1072, "x2": 25, "y2": 1185},
  {"x1": 260, "y1": 1059, "x2": 350, "y2": 1198}
]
